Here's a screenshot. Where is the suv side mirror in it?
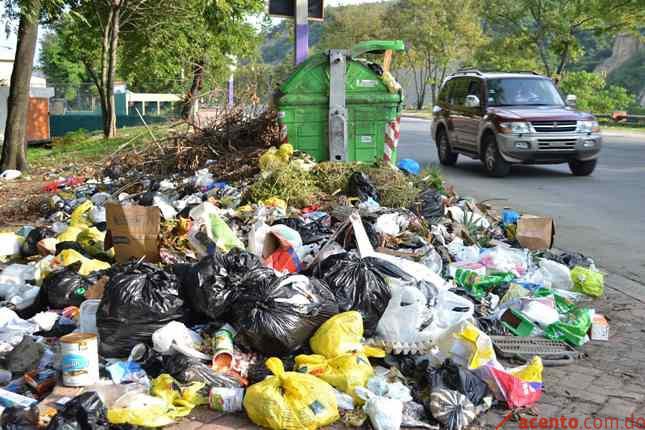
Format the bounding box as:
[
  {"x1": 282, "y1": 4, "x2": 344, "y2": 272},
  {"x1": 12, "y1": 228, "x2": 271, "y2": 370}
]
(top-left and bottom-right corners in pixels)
[
  {"x1": 566, "y1": 94, "x2": 577, "y2": 107},
  {"x1": 465, "y1": 94, "x2": 480, "y2": 108}
]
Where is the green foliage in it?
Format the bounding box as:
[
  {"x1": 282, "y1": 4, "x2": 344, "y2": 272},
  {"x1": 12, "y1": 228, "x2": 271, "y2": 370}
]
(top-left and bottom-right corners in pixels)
[
  {"x1": 560, "y1": 71, "x2": 634, "y2": 113},
  {"x1": 247, "y1": 164, "x2": 320, "y2": 207},
  {"x1": 480, "y1": 0, "x2": 644, "y2": 77},
  {"x1": 318, "y1": 3, "x2": 390, "y2": 51},
  {"x1": 417, "y1": 165, "x2": 445, "y2": 194},
  {"x1": 53, "y1": 128, "x2": 89, "y2": 147}
]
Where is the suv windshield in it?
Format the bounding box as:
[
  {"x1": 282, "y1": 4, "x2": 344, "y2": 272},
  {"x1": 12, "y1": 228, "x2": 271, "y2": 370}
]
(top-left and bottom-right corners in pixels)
[{"x1": 487, "y1": 78, "x2": 564, "y2": 107}]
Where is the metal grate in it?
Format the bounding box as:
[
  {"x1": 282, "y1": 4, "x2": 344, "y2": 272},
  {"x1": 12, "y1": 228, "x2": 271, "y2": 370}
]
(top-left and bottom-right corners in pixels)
[
  {"x1": 491, "y1": 336, "x2": 579, "y2": 366},
  {"x1": 538, "y1": 138, "x2": 577, "y2": 150}
]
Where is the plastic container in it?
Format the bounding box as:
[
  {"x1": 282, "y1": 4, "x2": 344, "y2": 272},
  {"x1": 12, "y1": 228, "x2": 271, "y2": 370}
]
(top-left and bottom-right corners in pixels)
[
  {"x1": 60, "y1": 333, "x2": 99, "y2": 387},
  {"x1": 79, "y1": 299, "x2": 101, "y2": 334}
]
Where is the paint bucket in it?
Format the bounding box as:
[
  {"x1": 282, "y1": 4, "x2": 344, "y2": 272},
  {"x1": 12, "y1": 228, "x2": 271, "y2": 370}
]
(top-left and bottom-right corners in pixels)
[{"x1": 60, "y1": 333, "x2": 99, "y2": 387}]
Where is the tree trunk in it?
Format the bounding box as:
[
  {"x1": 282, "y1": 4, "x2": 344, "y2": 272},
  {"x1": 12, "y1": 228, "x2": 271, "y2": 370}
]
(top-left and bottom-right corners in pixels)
[
  {"x1": 0, "y1": 1, "x2": 41, "y2": 171},
  {"x1": 182, "y1": 60, "x2": 205, "y2": 121},
  {"x1": 98, "y1": 6, "x2": 120, "y2": 139}
]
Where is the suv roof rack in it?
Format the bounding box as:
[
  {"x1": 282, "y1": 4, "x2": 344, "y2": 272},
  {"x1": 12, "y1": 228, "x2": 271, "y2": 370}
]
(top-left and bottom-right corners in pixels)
[
  {"x1": 505, "y1": 70, "x2": 541, "y2": 75},
  {"x1": 451, "y1": 68, "x2": 482, "y2": 76}
]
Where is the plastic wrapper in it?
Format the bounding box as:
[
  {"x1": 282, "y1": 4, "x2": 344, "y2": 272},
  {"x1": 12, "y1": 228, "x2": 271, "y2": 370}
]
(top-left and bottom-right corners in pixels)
[
  {"x1": 454, "y1": 269, "x2": 514, "y2": 300},
  {"x1": 571, "y1": 266, "x2": 604, "y2": 297},
  {"x1": 243, "y1": 357, "x2": 339, "y2": 430},
  {"x1": 47, "y1": 391, "x2": 110, "y2": 430},
  {"x1": 348, "y1": 172, "x2": 378, "y2": 202},
  {"x1": 317, "y1": 253, "x2": 409, "y2": 335},
  {"x1": 97, "y1": 262, "x2": 187, "y2": 358},
  {"x1": 544, "y1": 307, "x2": 592, "y2": 347},
  {"x1": 434, "y1": 322, "x2": 495, "y2": 370},
  {"x1": 477, "y1": 356, "x2": 543, "y2": 409},
  {"x1": 232, "y1": 273, "x2": 338, "y2": 356},
  {"x1": 180, "y1": 250, "x2": 261, "y2": 319}
]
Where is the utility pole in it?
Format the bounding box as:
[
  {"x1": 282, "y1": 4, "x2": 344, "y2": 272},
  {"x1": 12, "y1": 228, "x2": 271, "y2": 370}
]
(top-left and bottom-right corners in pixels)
[{"x1": 295, "y1": 0, "x2": 309, "y2": 65}]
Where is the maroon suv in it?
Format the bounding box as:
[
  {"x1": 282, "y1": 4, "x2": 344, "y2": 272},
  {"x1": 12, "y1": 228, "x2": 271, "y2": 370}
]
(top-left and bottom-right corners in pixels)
[{"x1": 431, "y1": 70, "x2": 601, "y2": 177}]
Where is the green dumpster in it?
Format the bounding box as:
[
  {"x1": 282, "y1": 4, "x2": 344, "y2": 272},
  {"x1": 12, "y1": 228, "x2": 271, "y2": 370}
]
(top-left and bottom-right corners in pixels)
[{"x1": 275, "y1": 40, "x2": 405, "y2": 164}]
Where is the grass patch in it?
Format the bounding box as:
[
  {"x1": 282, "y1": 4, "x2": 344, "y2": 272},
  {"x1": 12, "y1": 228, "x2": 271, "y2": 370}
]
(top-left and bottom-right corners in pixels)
[
  {"x1": 28, "y1": 124, "x2": 171, "y2": 170},
  {"x1": 402, "y1": 109, "x2": 433, "y2": 120}
]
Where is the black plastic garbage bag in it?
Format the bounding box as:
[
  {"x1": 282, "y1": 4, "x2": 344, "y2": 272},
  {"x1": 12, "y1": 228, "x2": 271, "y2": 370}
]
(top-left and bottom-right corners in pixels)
[
  {"x1": 316, "y1": 253, "x2": 410, "y2": 335},
  {"x1": 337, "y1": 218, "x2": 381, "y2": 250},
  {"x1": 273, "y1": 218, "x2": 332, "y2": 245},
  {"x1": 426, "y1": 360, "x2": 491, "y2": 430},
  {"x1": 97, "y1": 262, "x2": 186, "y2": 358},
  {"x1": 545, "y1": 250, "x2": 594, "y2": 269},
  {"x1": 181, "y1": 250, "x2": 261, "y2": 320},
  {"x1": 348, "y1": 172, "x2": 379, "y2": 202},
  {"x1": 20, "y1": 228, "x2": 46, "y2": 258},
  {"x1": 46, "y1": 392, "x2": 109, "y2": 430},
  {"x1": 232, "y1": 273, "x2": 339, "y2": 356},
  {"x1": 413, "y1": 188, "x2": 444, "y2": 222},
  {"x1": 163, "y1": 353, "x2": 239, "y2": 387},
  {"x1": 1, "y1": 405, "x2": 39, "y2": 429},
  {"x1": 18, "y1": 264, "x2": 92, "y2": 319}
]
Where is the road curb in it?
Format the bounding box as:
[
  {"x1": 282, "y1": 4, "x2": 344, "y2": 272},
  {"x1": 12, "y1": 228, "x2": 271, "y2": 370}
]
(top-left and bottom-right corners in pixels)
[{"x1": 604, "y1": 271, "x2": 645, "y2": 303}]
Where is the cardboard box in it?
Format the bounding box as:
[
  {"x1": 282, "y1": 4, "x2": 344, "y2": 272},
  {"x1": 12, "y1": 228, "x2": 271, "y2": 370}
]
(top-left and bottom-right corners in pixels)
[
  {"x1": 105, "y1": 203, "x2": 161, "y2": 263},
  {"x1": 591, "y1": 314, "x2": 609, "y2": 341},
  {"x1": 516, "y1": 216, "x2": 555, "y2": 250}
]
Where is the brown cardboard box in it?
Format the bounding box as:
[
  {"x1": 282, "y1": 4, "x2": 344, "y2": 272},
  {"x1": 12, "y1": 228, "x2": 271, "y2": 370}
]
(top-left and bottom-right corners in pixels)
[
  {"x1": 516, "y1": 215, "x2": 555, "y2": 250},
  {"x1": 105, "y1": 203, "x2": 161, "y2": 263}
]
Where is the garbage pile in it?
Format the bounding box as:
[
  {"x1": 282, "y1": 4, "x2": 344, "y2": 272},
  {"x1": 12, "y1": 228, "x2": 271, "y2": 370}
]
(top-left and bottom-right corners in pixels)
[{"x1": 0, "y1": 142, "x2": 608, "y2": 429}]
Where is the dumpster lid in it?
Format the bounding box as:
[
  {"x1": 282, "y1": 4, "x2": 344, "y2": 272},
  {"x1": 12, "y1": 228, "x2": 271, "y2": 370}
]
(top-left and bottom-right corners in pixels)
[{"x1": 350, "y1": 40, "x2": 405, "y2": 58}]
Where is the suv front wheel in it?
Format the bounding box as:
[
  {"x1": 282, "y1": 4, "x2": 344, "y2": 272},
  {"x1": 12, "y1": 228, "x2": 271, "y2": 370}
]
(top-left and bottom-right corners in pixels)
[
  {"x1": 483, "y1": 134, "x2": 511, "y2": 177},
  {"x1": 569, "y1": 159, "x2": 596, "y2": 176},
  {"x1": 436, "y1": 129, "x2": 458, "y2": 166}
]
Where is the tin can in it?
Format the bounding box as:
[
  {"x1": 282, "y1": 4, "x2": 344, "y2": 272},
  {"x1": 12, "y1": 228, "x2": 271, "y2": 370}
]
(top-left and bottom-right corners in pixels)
[
  {"x1": 60, "y1": 333, "x2": 99, "y2": 387},
  {"x1": 212, "y1": 324, "x2": 236, "y2": 372},
  {"x1": 209, "y1": 387, "x2": 244, "y2": 412}
]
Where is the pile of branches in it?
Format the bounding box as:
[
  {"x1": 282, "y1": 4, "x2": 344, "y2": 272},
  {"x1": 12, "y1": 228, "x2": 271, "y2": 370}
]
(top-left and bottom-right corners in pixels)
[{"x1": 105, "y1": 108, "x2": 281, "y2": 179}]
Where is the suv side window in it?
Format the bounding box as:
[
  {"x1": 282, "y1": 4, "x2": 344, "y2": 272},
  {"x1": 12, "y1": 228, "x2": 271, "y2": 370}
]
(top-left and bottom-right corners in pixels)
[
  {"x1": 438, "y1": 80, "x2": 452, "y2": 104},
  {"x1": 467, "y1": 78, "x2": 481, "y2": 99},
  {"x1": 448, "y1": 77, "x2": 469, "y2": 107}
]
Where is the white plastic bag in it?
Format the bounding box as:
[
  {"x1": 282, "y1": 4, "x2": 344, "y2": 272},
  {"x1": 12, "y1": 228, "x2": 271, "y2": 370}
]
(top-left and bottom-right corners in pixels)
[
  {"x1": 479, "y1": 246, "x2": 528, "y2": 276},
  {"x1": 0, "y1": 170, "x2": 21, "y2": 181},
  {"x1": 427, "y1": 290, "x2": 475, "y2": 342},
  {"x1": 355, "y1": 387, "x2": 403, "y2": 430},
  {"x1": 376, "y1": 284, "x2": 431, "y2": 343},
  {"x1": 152, "y1": 321, "x2": 210, "y2": 360},
  {"x1": 539, "y1": 259, "x2": 573, "y2": 290},
  {"x1": 374, "y1": 213, "x2": 408, "y2": 236},
  {"x1": 248, "y1": 207, "x2": 270, "y2": 257}
]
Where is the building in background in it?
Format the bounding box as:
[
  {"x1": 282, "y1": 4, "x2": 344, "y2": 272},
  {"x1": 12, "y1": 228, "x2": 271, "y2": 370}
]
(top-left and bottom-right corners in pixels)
[{"x1": 0, "y1": 48, "x2": 55, "y2": 143}]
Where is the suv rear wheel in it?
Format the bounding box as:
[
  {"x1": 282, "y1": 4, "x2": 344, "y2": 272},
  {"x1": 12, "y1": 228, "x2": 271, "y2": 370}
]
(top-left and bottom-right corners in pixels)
[
  {"x1": 569, "y1": 159, "x2": 596, "y2": 176},
  {"x1": 437, "y1": 129, "x2": 458, "y2": 166},
  {"x1": 483, "y1": 134, "x2": 511, "y2": 177}
]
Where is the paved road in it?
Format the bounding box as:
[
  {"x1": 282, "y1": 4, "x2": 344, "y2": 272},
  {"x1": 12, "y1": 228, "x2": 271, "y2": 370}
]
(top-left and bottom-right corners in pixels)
[{"x1": 397, "y1": 117, "x2": 645, "y2": 282}]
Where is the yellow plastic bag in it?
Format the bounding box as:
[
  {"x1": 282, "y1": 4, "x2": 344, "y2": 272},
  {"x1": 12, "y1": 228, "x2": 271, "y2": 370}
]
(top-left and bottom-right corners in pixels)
[
  {"x1": 244, "y1": 357, "x2": 339, "y2": 430},
  {"x1": 107, "y1": 391, "x2": 176, "y2": 428},
  {"x1": 57, "y1": 226, "x2": 83, "y2": 242},
  {"x1": 310, "y1": 311, "x2": 364, "y2": 358},
  {"x1": 57, "y1": 249, "x2": 111, "y2": 276},
  {"x1": 455, "y1": 322, "x2": 496, "y2": 370},
  {"x1": 77, "y1": 227, "x2": 114, "y2": 258},
  {"x1": 70, "y1": 200, "x2": 93, "y2": 227},
  {"x1": 294, "y1": 347, "x2": 385, "y2": 403},
  {"x1": 150, "y1": 374, "x2": 208, "y2": 418}
]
